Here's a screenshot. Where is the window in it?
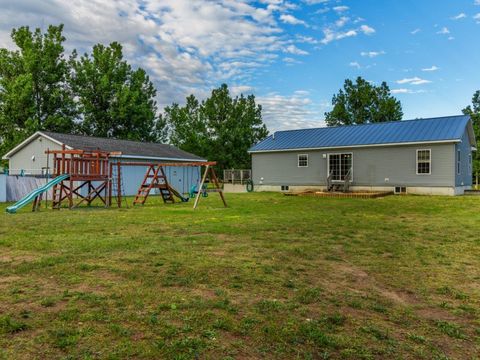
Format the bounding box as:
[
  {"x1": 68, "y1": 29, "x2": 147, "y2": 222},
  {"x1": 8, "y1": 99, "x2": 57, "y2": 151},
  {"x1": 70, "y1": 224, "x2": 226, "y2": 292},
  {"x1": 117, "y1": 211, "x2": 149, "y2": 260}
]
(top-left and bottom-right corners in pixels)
[
  {"x1": 469, "y1": 154, "x2": 472, "y2": 172},
  {"x1": 298, "y1": 154, "x2": 308, "y2": 167},
  {"x1": 281, "y1": 185, "x2": 289, "y2": 191},
  {"x1": 416, "y1": 149, "x2": 431, "y2": 175},
  {"x1": 457, "y1": 150, "x2": 461, "y2": 175},
  {"x1": 328, "y1": 153, "x2": 353, "y2": 181},
  {"x1": 395, "y1": 186, "x2": 407, "y2": 194}
]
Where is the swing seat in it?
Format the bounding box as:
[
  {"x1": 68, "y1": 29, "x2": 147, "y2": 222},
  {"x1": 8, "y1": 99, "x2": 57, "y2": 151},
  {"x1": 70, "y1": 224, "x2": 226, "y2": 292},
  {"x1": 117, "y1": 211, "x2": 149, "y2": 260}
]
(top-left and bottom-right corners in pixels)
[{"x1": 189, "y1": 184, "x2": 208, "y2": 198}]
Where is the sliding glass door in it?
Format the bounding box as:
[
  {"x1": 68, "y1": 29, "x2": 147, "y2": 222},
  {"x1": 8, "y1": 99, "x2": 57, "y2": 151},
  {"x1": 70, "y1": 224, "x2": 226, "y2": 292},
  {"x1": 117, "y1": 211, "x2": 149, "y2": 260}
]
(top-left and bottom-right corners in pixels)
[{"x1": 328, "y1": 153, "x2": 353, "y2": 181}]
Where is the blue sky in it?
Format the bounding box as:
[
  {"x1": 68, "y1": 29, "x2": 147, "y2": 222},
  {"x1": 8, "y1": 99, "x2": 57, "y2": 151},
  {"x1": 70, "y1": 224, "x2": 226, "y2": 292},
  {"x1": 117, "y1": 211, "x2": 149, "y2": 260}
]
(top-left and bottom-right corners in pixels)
[{"x1": 0, "y1": 0, "x2": 479, "y2": 131}]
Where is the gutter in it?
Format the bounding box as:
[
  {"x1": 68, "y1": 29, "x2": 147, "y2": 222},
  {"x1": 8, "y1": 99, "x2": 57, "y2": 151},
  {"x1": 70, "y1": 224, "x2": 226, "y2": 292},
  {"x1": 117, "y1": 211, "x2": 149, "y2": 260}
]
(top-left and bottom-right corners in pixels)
[{"x1": 110, "y1": 154, "x2": 208, "y2": 162}]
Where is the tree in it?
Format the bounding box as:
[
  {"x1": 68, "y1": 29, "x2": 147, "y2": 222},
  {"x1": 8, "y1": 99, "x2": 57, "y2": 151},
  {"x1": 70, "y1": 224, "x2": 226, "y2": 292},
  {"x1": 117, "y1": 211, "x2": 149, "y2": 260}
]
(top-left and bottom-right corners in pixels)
[
  {"x1": 462, "y1": 90, "x2": 480, "y2": 186},
  {"x1": 325, "y1": 77, "x2": 403, "y2": 126},
  {"x1": 0, "y1": 24, "x2": 75, "y2": 158},
  {"x1": 70, "y1": 42, "x2": 159, "y2": 141},
  {"x1": 163, "y1": 84, "x2": 268, "y2": 169}
]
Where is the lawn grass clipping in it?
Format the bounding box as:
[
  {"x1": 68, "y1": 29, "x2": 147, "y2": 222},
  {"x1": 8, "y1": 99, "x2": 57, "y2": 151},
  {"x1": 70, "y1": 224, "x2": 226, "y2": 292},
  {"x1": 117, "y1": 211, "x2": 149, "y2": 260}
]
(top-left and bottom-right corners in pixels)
[{"x1": 0, "y1": 193, "x2": 479, "y2": 359}]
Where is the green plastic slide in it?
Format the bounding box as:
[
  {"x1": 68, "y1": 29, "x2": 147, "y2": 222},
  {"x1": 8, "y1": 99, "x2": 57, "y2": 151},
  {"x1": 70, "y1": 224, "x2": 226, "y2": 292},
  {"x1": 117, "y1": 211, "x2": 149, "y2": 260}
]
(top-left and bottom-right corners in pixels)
[{"x1": 6, "y1": 174, "x2": 70, "y2": 214}]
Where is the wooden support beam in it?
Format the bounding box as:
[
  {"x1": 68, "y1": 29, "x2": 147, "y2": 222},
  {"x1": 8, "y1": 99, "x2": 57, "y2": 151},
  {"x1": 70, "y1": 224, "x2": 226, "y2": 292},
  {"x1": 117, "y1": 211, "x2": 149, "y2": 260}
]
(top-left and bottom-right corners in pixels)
[
  {"x1": 209, "y1": 167, "x2": 227, "y2": 207},
  {"x1": 193, "y1": 165, "x2": 210, "y2": 210},
  {"x1": 112, "y1": 161, "x2": 217, "y2": 167}
]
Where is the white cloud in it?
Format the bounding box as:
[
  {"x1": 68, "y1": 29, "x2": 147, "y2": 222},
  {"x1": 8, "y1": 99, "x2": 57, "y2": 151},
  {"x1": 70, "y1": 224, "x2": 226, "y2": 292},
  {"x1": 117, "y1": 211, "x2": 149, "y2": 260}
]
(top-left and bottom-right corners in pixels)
[
  {"x1": 230, "y1": 85, "x2": 254, "y2": 95},
  {"x1": 280, "y1": 14, "x2": 306, "y2": 26},
  {"x1": 474, "y1": 13, "x2": 480, "y2": 22},
  {"x1": 296, "y1": 35, "x2": 319, "y2": 44},
  {"x1": 437, "y1": 27, "x2": 450, "y2": 34},
  {"x1": 320, "y1": 28, "x2": 357, "y2": 44},
  {"x1": 421, "y1": 65, "x2": 439, "y2": 72},
  {"x1": 303, "y1": 0, "x2": 329, "y2": 4},
  {"x1": 476, "y1": 0, "x2": 480, "y2": 4},
  {"x1": 411, "y1": 28, "x2": 421, "y2": 35},
  {"x1": 360, "y1": 50, "x2": 385, "y2": 58},
  {"x1": 258, "y1": 91, "x2": 327, "y2": 131},
  {"x1": 391, "y1": 88, "x2": 426, "y2": 94},
  {"x1": 391, "y1": 88, "x2": 409, "y2": 94},
  {"x1": 335, "y1": 16, "x2": 349, "y2": 28},
  {"x1": 282, "y1": 57, "x2": 302, "y2": 65},
  {"x1": 396, "y1": 77, "x2": 432, "y2": 85},
  {"x1": 283, "y1": 44, "x2": 309, "y2": 55},
  {"x1": 349, "y1": 61, "x2": 361, "y2": 68},
  {"x1": 0, "y1": 0, "x2": 376, "y2": 129},
  {"x1": 333, "y1": 6, "x2": 349, "y2": 12},
  {"x1": 360, "y1": 24, "x2": 375, "y2": 35},
  {"x1": 0, "y1": 0, "x2": 293, "y2": 108},
  {"x1": 452, "y1": 13, "x2": 467, "y2": 20}
]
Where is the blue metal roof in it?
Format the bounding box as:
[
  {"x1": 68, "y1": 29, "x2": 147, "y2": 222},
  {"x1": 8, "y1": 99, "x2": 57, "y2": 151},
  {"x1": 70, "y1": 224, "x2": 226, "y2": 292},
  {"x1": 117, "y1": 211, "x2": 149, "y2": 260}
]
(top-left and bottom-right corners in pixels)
[{"x1": 249, "y1": 115, "x2": 472, "y2": 152}]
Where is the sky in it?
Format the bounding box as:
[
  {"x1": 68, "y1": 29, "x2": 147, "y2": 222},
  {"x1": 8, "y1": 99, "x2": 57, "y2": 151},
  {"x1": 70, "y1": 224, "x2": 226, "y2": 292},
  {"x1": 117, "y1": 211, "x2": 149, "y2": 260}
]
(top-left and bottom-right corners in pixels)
[{"x1": 0, "y1": 0, "x2": 479, "y2": 132}]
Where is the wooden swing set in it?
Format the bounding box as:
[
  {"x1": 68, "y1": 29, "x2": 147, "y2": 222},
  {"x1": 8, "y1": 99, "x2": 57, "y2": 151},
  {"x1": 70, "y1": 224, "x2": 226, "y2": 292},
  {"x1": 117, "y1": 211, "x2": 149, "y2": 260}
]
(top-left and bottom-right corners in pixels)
[
  {"x1": 45, "y1": 146, "x2": 226, "y2": 210},
  {"x1": 109, "y1": 161, "x2": 226, "y2": 209}
]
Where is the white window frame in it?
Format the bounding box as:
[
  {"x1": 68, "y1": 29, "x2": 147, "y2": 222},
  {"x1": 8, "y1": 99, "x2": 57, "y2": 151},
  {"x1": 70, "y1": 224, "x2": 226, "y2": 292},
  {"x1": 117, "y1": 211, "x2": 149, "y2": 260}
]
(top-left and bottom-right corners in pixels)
[
  {"x1": 298, "y1": 154, "x2": 308, "y2": 168},
  {"x1": 327, "y1": 152, "x2": 354, "y2": 182},
  {"x1": 416, "y1": 149, "x2": 431, "y2": 175},
  {"x1": 457, "y1": 149, "x2": 461, "y2": 175}
]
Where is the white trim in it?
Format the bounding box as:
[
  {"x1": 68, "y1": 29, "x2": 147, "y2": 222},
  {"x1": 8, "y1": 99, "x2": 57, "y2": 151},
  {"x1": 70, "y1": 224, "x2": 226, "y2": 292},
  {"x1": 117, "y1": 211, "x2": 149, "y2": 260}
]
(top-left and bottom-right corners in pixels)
[
  {"x1": 457, "y1": 149, "x2": 461, "y2": 175},
  {"x1": 297, "y1": 154, "x2": 308, "y2": 167},
  {"x1": 416, "y1": 149, "x2": 431, "y2": 175},
  {"x1": 111, "y1": 154, "x2": 207, "y2": 162},
  {"x1": 2, "y1": 131, "x2": 71, "y2": 159},
  {"x1": 248, "y1": 139, "x2": 460, "y2": 154},
  {"x1": 327, "y1": 152, "x2": 353, "y2": 182}
]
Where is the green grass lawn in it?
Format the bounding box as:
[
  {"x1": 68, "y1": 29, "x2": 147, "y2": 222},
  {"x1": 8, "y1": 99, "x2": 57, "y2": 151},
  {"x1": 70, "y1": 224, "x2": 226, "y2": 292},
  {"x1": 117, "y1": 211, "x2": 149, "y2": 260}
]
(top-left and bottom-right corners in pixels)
[{"x1": 1, "y1": 193, "x2": 479, "y2": 359}]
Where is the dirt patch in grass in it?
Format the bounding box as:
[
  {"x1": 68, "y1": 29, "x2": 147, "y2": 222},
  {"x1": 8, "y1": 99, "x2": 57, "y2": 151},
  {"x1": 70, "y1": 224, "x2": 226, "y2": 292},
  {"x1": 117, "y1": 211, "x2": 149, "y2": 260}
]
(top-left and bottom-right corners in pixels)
[{"x1": 0, "y1": 254, "x2": 38, "y2": 264}]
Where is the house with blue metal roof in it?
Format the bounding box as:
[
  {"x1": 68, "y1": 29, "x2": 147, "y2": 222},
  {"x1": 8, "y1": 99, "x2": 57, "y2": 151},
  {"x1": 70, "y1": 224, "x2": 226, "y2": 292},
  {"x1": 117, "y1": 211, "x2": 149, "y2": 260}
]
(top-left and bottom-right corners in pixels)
[{"x1": 248, "y1": 115, "x2": 476, "y2": 195}]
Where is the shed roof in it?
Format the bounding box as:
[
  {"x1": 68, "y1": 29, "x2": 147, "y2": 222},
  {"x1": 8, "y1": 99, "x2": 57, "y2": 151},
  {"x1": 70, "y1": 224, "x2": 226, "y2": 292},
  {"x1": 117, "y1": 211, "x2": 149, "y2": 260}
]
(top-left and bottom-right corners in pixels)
[
  {"x1": 249, "y1": 115, "x2": 474, "y2": 152},
  {"x1": 3, "y1": 131, "x2": 205, "y2": 161}
]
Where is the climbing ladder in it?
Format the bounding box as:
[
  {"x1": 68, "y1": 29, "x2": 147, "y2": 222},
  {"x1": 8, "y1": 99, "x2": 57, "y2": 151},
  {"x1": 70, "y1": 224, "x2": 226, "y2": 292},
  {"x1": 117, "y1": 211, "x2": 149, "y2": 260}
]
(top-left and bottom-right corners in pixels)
[
  {"x1": 111, "y1": 163, "x2": 129, "y2": 208},
  {"x1": 133, "y1": 165, "x2": 174, "y2": 205},
  {"x1": 52, "y1": 182, "x2": 64, "y2": 209}
]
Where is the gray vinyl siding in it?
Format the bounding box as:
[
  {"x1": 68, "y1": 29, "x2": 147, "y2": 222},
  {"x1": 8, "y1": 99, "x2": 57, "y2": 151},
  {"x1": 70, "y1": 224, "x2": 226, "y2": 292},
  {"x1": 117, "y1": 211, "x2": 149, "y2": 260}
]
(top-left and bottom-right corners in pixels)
[
  {"x1": 454, "y1": 131, "x2": 473, "y2": 187},
  {"x1": 8, "y1": 136, "x2": 62, "y2": 175},
  {"x1": 252, "y1": 142, "x2": 456, "y2": 187}
]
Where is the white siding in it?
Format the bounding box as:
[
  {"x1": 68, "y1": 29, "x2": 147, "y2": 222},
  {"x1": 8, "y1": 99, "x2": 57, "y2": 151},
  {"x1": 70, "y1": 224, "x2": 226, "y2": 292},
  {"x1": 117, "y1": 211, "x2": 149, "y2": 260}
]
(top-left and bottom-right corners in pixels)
[{"x1": 8, "y1": 135, "x2": 62, "y2": 175}]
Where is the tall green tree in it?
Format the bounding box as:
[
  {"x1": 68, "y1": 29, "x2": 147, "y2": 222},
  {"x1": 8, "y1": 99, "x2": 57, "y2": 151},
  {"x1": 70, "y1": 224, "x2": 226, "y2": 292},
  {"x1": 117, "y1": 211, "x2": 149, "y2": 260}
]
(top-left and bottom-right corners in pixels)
[
  {"x1": 70, "y1": 42, "x2": 159, "y2": 141},
  {"x1": 325, "y1": 77, "x2": 403, "y2": 126},
  {"x1": 0, "y1": 24, "x2": 75, "y2": 157},
  {"x1": 163, "y1": 84, "x2": 268, "y2": 169},
  {"x1": 462, "y1": 90, "x2": 480, "y2": 186}
]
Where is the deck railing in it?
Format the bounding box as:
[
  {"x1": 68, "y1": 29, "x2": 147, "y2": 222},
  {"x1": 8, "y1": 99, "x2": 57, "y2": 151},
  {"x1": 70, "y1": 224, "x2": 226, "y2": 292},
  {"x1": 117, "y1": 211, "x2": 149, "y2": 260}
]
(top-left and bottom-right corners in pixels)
[
  {"x1": 46, "y1": 147, "x2": 111, "y2": 179},
  {"x1": 223, "y1": 169, "x2": 251, "y2": 184}
]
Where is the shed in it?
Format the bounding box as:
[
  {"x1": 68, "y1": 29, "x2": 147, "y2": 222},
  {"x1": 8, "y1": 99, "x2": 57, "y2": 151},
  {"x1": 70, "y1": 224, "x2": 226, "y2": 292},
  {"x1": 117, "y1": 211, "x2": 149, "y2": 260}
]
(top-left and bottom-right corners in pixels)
[{"x1": 2, "y1": 131, "x2": 205, "y2": 196}]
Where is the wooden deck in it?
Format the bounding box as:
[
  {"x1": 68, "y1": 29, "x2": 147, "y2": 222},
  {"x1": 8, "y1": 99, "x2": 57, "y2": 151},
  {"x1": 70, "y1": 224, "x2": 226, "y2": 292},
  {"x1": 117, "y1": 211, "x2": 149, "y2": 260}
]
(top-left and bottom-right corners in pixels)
[{"x1": 285, "y1": 190, "x2": 394, "y2": 199}]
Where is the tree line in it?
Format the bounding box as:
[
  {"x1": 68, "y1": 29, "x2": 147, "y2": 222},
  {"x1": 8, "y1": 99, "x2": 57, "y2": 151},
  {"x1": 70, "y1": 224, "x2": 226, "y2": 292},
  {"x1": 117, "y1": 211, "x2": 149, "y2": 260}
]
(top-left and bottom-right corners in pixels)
[
  {"x1": 0, "y1": 25, "x2": 267, "y2": 170},
  {"x1": 0, "y1": 24, "x2": 478, "y2": 179}
]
